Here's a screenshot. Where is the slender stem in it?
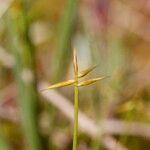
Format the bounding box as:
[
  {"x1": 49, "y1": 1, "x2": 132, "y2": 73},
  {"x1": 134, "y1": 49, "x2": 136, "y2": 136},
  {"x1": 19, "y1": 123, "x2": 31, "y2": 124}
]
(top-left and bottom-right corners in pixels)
[{"x1": 73, "y1": 79, "x2": 79, "y2": 150}]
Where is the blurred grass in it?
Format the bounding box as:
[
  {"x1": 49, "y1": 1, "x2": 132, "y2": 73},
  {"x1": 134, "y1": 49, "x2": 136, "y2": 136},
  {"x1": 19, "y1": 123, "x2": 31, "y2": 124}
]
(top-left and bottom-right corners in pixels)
[
  {"x1": 0, "y1": 135, "x2": 12, "y2": 150},
  {"x1": 51, "y1": 0, "x2": 77, "y2": 82},
  {"x1": 0, "y1": 0, "x2": 150, "y2": 150},
  {"x1": 5, "y1": 1, "x2": 43, "y2": 150}
]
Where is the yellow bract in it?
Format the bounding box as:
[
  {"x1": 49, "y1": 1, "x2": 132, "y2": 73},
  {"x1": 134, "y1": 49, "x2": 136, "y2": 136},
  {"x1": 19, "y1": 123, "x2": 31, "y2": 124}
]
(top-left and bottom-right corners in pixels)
[
  {"x1": 78, "y1": 66, "x2": 97, "y2": 78},
  {"x1": 41, "y1": 79, "x2": 75, "y2": 91},
  {"x1": 73, "y1": 48, "x2": 78, "y2": 75},
  {"x1": 78, "y1": 76, "x2": 107, "y2": 87}
]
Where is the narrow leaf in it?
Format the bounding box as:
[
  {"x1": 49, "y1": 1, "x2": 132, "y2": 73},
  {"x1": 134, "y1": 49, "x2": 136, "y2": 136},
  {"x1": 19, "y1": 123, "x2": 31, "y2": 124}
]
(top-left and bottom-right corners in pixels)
[
  {"x1": 78, "y1": 66, "x2": 97, "y2": 78},
  {"x1": 41, "y1": 79, "x2": 75, "y2": 91},
  {"x1": 78, "y1": 76, "x2": 107, "y2": 87}
]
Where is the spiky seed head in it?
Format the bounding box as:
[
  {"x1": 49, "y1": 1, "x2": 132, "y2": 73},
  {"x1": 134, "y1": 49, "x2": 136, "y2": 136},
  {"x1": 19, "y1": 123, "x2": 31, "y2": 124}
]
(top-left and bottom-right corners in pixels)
[{"x1": 41, "y1": 48, "x2": 108, "y2": 92}]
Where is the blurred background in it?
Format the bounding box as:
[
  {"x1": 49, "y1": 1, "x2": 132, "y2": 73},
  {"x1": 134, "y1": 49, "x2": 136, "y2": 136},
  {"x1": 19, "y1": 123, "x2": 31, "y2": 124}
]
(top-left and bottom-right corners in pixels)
[{"x1": 0, "y1": 0, "x2": 150, "y2": 150}]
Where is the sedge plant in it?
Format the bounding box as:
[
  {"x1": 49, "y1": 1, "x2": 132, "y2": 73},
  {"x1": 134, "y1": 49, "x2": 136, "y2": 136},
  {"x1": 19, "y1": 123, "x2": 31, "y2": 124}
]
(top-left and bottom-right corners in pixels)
[{"x1": 42, "y1": 48, "x2": 107, "y2": 150}]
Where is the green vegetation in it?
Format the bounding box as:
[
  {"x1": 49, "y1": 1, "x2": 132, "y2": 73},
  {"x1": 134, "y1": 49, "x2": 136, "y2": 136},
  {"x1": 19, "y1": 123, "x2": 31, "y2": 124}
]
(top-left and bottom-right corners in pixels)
[{"x1": 0, "y1": 0, "x2": 150, "y2": 150}]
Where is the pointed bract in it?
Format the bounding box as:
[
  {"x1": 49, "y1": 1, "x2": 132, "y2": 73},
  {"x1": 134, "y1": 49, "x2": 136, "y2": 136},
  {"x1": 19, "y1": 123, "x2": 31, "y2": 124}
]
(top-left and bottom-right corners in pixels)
[
  {"x1": 78, "y1": 66, "x2": 97, "y2": 78},
  {"x1": 41, "y1": 80, "x2": 75, "y2": 91},
  {"x1": 78, "y1": 76, "x2": 107, "y2": 87},
  {"x1": 73, "y1": 48, "x2": 78, "y2": 75}
]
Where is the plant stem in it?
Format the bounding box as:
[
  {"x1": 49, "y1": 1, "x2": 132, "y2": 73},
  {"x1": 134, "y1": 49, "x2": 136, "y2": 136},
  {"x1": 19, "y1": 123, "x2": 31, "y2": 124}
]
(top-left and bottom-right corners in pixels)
[{"x1": 73, "y1": 62, "x2": 79, "y2": 150}]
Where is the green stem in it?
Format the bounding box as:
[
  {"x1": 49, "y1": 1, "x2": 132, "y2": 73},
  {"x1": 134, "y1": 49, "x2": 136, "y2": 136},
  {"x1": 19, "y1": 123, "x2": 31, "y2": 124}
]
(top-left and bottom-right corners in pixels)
[{"x1": 73, "y1": 74, "x2": 79, "y2": 150}]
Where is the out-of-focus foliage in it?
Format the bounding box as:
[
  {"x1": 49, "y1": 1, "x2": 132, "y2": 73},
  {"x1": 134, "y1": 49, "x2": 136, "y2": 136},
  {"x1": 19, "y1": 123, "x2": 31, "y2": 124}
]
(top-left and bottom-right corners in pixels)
[{"x1": 0, "y1": 0, "x2": 150, "y2": 150}]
